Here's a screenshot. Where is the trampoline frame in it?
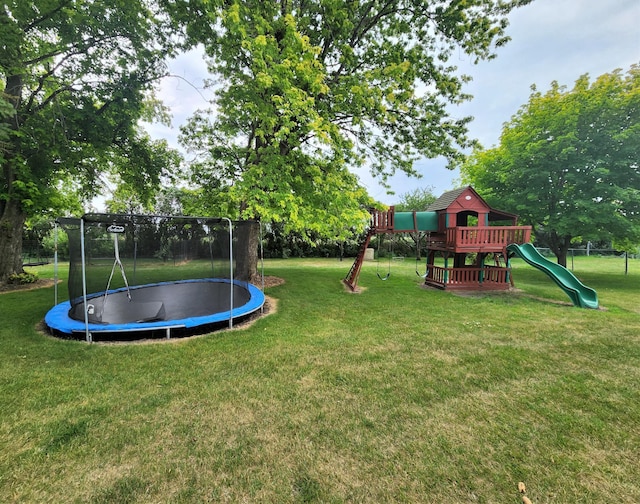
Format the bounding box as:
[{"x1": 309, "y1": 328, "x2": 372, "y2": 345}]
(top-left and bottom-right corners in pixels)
[{"x1": 45, "y1": 278, "x2": 265, "y2": 339}]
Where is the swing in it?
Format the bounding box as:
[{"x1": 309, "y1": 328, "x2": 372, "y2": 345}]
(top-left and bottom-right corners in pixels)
[
  {"x1": 415, "y1": 232, "x2": 429, "y2": 278},
  {"x1": 376, "y1": 234, "x2": 392, "y2": 280},
  {"x1": 100, "y1": 230, "x2": 132, "y2": 319}
]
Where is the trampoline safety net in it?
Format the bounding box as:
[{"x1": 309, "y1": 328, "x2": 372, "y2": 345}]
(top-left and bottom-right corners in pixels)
[{"x1": 57, "y1": 214, "x2": 260, "y2": 325}]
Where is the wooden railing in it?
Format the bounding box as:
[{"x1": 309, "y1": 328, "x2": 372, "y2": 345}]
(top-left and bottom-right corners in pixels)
[
  {"x1": 370, "y1": 207, "x2": 394, "y2": 232},
  {"x1": 445, "y1": 226, "x2": 531, "y2": 250},
  {"x1": 425, "y1": 266, "x2": 510, "y2": 290}
]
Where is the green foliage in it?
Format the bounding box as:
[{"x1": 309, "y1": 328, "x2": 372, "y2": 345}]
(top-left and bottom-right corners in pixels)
[
  {"x1": 393, "y1": 186, "x2": 438, "y2": 211},
  {"x1": 178, "y1": 0, "x2": 532, "y2": 239},
  {"x1": 0, "y1": 0, "x2": 182, "y2": 278},
  {"x1": 261, "y1": 222, "x2": 360, "y2": 259},
  {"x1": 1, "y1": 0, "x2": 176, "y2": 201},
  {"x1": 612, "y1": 237, "x2": 640, "y2": 254},
  {"x1": 104, "y1": 139, "x2": 182, "y2": 214},
  {"x1": 40, "y1": 226, "x2": 68, "y2": 259},
  {"x1": 7, "y1": 271, "x2": 38, "y2": 284},
  {"x1": 461, "y1": 65, "x2": 640, "y2": 262},
  {"x1": 0, "y1": 96, "x2": 14, "y2": 165}
]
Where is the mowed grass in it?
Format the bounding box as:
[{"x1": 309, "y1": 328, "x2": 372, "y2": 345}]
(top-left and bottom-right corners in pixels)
[{"x1": 0, "y1": 256, "x2": 638, "y2": 503}]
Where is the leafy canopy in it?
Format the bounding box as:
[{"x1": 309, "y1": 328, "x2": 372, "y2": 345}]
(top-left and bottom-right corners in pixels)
[
  {"x1": 394, "y1": 186, "x2": 437, "y2": 212},
  {"x1": 177, "y1": 0, "x2": 531, "y2": 239},
  {"x1": 461, "y1": 65, "x2": 640, "y2": 263},
  {"x1": 0, "y1": 0, "x2": 180, "y2": 217},
  {"x1": 0, "y1": 0, "x2": 183, "y2": 280}
]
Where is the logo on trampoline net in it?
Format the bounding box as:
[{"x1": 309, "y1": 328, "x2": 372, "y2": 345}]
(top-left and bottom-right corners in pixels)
[{"x1": 107, "y1": 224, "x2": 126, "y2": 234}]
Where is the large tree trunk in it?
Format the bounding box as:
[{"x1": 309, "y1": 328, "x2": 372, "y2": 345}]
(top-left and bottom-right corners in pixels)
[
  {"x1": 0, "y1": 198, "x2": 26, "y2": 282},
  {"x1": 234, "y1": 220, "x2": 260, "y2": 283},
  {"x1": 0, "y1": 73, "x2": 25, "y2": 283},
  {"x1": 549, "y1": 232, "x2": 572, "y2": 268}
]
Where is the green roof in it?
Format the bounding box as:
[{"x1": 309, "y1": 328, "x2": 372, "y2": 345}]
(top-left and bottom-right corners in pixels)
[{"x1": 426, "y1": 187, "x2": 469, "y2": 211}]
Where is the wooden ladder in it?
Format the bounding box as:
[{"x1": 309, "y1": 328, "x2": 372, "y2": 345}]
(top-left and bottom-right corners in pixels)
[{"x1": 343, "y1": 229, "x2": 375, "y2": 291}]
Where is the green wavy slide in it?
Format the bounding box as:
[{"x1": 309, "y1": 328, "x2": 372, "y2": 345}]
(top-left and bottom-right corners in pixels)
[{"x1": 507, "y1": 243, "x2": 599, "y2": 309}]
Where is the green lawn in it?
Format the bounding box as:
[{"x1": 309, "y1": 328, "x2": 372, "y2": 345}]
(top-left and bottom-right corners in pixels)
[{"x1": 1, "y1": 257, "x2": 638, "y2": 503}]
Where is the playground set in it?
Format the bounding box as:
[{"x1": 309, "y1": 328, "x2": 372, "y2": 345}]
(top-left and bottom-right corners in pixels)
[{"x1": 344, "y1": 186, "x2": 598, "y2": 309}]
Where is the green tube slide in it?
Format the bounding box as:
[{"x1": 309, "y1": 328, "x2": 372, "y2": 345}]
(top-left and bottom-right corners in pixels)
[
  {"x1": 393, "y1": 211, "x2": 439, "y2": 232},
  {"x1": 506, "y1": 243, "x2": 599, "y2": 309}
]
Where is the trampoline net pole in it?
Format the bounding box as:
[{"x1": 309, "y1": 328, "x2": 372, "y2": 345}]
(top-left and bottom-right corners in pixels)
[
  {"x1": 225, "y1": 218, "x2": 233, "y2": 329},
  {"x1": 54, "y1": 221, "x2": 58, "y2": 307},
  {"x1": 133, "y1": 228, "x2": 137, "y2": 285},
  {"x1": 260, "y1": 221, "x2": 265, "y2": 313},
  {"x1": 80, "y1": 218, "x2": 91, "y2": 343},
  {"x1": 208, "y1": 226, "x2": 215, "y2": 277}
]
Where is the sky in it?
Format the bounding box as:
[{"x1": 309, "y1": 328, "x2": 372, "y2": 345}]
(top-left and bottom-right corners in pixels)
[{"x1": 145, "y1": 0, "x2": 640, "y2": 205}]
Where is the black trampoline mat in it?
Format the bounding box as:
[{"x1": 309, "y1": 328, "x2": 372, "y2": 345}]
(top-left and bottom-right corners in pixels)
[{"x1": 69, "y1": 280, "x2": 251, "y2": 325}]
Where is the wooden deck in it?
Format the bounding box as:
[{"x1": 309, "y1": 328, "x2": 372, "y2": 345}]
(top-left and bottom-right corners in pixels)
[
  {"x1": 370, "y1": 209, "x2": 531, "y2": 252},
  {"x1": 447, "y1": 226, "x2": 531, "y2": 250},
  {"x1": 424, "y1": 226, "x2": 532, "y2": 253}
]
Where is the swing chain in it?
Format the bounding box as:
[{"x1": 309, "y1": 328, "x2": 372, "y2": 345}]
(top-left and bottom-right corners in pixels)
[
  {"x1": 415, "y1": 232, "x2": 429, "y2": 278},
  {"x1": 376, "y1": 233, "x2": 392, "y2": 280}
]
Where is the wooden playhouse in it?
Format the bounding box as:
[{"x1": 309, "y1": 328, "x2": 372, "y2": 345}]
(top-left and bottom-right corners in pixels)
[{"x1": 344, "y1": 186, "x2": 532, "y2": 291}]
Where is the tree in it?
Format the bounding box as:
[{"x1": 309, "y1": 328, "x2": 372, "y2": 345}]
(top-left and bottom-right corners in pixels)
[
  {"x1": 394, "y1": 186, "x2": 437, "y2": 212},
  {"x1": 461, "y1": 66, "x2": 640, "y2": 266},
  {"x1": 104, "y1": 139, "x2": 183, "y2": 214},
  {"x1": 176, "y1": 0, "x2": 532, "y2": 278},
  {"x1": 0, "y1": 0, "x2": 180, "y2": 282}
]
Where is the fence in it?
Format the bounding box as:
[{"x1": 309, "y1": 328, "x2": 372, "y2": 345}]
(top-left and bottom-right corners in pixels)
[{"x1": 533, "y1": 248, "x2": 637, "y2": 275}]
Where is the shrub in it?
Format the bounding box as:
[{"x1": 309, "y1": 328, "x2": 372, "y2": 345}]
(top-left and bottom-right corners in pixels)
[{"x1": 7, "y1": 272, "x2": 39, "y2": 285}]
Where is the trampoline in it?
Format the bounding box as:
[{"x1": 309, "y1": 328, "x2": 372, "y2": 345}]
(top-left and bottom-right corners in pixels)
[
  {"x1": 44, "y1": 213, "x2": 265, "y2": 341},
  {"x1": 45, "y1": 278, "x2": 265, "y2": 339}
]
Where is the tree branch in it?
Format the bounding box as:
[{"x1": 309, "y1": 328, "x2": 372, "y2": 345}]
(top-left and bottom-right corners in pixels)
[{"x1": 21, "y1": 0, "x2": 74, "y2": 33}]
